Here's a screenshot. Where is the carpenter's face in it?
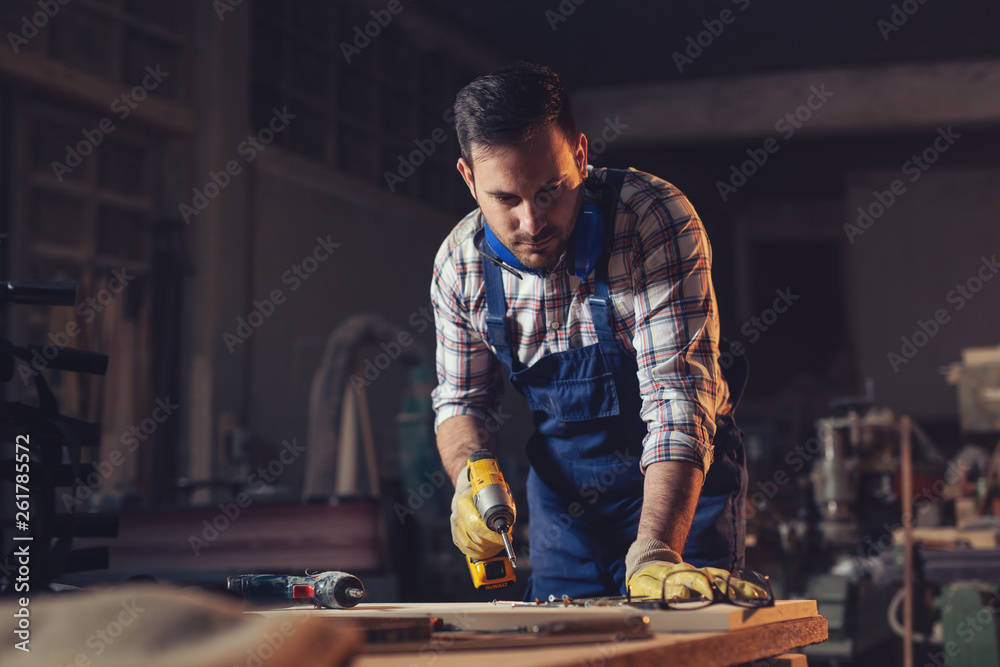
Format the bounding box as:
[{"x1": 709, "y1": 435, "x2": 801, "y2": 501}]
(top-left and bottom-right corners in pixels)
[{"x1": 458, "y1": 124, "x2": 588, "y2": 272}]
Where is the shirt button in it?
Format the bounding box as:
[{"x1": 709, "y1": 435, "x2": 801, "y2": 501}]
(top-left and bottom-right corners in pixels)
[{"x1": 550, "y1": 320, "x2": 560, "y2": 331}]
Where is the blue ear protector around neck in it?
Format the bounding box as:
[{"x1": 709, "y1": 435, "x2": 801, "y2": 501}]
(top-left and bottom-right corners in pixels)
[
  {"x1": 477, "y1": 196, "x2": 609, "y2": 279},
  {"x1": 482, "y1": 222, "x2": 530, "y2": 274}
]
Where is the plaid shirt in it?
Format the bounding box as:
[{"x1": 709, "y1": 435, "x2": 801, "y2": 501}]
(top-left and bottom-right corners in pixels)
[{"x1": 430, "y1": 167, "x2": 729, "y2": 474}]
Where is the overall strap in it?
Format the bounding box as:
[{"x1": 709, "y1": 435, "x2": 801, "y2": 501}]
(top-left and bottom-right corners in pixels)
[
  {"x1": 589, "y1": 168, "x2": 627, "y2": 348},
  {"x1": 482, "y1": 253, "x2": 521, "y2": 372},
  {"x1": 602, "y1": 168, "x2": 627, "y2": 202},
  {"x1": 589, "y1": 266, "x2": 617, "y2": 347}
]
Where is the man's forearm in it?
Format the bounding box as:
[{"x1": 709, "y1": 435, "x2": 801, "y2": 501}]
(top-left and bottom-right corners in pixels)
[
  {"x1": 637, "y1": 460, "x2": 705, "y2": 553},
  {"x1": 437, "y1": 414, "x2": 497, "y2": 486}
]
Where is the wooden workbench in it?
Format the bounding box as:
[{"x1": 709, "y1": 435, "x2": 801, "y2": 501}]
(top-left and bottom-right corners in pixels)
[{"x1": 258, "y1": 600, "x2": 828, "y2": 667}]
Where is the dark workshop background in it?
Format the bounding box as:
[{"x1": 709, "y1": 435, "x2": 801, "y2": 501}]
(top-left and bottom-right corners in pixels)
[{"x1": 1, "y1": 0, "x2": 999, "y2": 640}]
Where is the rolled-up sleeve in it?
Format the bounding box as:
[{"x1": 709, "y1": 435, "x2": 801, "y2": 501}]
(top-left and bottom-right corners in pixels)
[
  {"x1": 430, "y1": 234, "x2": 504, "y2": 431},
  {"x1": 628, "y1": 189, "x2": 724, "y2": 475}
]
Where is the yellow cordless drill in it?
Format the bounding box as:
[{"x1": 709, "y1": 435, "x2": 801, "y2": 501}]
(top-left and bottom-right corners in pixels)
[{"x1": 466, "y1": 449, "x2": 518, "y2": 590}]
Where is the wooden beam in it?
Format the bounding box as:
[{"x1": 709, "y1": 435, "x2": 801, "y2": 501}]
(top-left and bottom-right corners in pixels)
[
  {"x1": 86, "y1": 502, "x2": 385, "y2": 573},
  {"x1": 0, "y1": 48, "x2": 195, "y2": 136},
  {"x1": 293, "y1": 599, "x2": 818, "y2": 634},
  {"x1": 254, "y1": 146, "x2": 455, "y2": 230},
  {"x1": 333, "y1": 614, "x2": 829, "y2": 667},
  {"x1": 574, "y1": 59, "x2": 1000, "y2": 144}
]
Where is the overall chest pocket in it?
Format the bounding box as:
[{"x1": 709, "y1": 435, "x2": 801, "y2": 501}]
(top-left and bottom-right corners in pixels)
[{"x1": 511, "y1": 348, "x2": 619, "y2": 422}]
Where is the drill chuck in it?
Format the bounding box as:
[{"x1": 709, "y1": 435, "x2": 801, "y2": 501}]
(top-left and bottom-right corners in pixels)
[
  {"x1": 474, "y1": 484, "x2": 515, "y2": 531},
  {"x1": 311, "y1": 571, "x2": 365, "y2": 609}
]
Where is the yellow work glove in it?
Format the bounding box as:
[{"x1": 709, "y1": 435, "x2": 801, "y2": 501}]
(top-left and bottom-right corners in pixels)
[
  {"x1": 625, "y1": 538, "x2": 714, "y2": 601},
  {"x1": 701, "y1": 567, "x2": 770, "y2": 601},
  {"x1": 449, "y1": 466, "x2": 508, "y2": 560}
]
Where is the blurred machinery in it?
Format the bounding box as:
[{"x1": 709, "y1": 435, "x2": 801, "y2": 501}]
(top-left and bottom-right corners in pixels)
[
  {"x1": 809, "y1": 403, "x2": 945, "y2": 564},
  {"x1": 802, "y1": 397, "x2": 946, "y2": 663},
  {"x1": 0, "y1": 279, "x2": 118, "y2": 594},
  {"x1": 747, "y1": 362, "x2": 1000, "y2": 665}
]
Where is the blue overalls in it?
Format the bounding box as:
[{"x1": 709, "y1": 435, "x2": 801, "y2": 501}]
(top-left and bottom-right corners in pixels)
[{"x1": 481, "y1": 181, "x2": 748, "y2": 600}]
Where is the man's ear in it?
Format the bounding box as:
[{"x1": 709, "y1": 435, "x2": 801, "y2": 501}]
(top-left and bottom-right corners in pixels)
[
  {"x1": 574, "y1": 132, "x2": 589, "y2": 179},
  {"x1": 456, "y1": 157, "x2": 477, "y2": 201}
]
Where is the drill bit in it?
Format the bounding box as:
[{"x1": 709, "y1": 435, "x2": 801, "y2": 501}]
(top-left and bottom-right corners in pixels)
[{"x1": 497, "y1": 521, "x2": 517, "y2": 568}]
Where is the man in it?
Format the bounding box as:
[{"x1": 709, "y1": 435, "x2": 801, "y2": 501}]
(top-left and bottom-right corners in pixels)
[{"x1": 430, "y1": 62, "x2": 747, "y2": 600}]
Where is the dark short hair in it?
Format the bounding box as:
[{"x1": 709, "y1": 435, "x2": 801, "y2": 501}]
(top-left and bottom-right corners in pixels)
[{"x1": 453, "y1": 61, "x2": 577, "y2": 169}]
